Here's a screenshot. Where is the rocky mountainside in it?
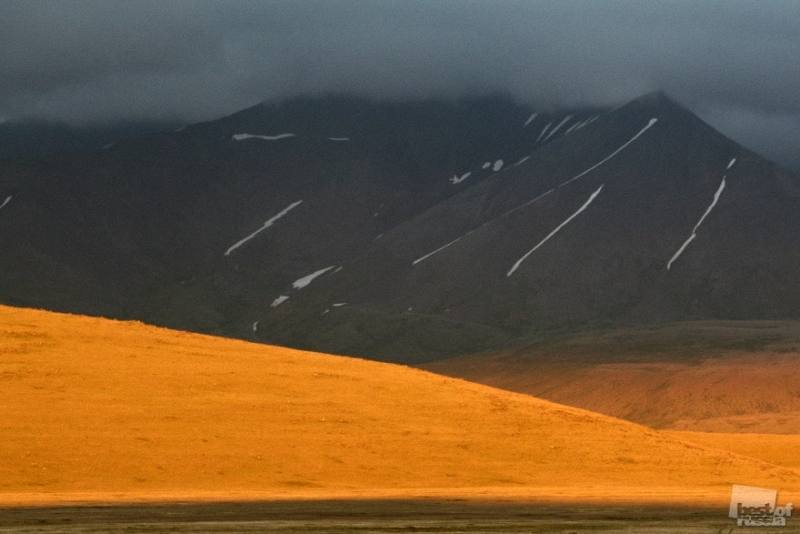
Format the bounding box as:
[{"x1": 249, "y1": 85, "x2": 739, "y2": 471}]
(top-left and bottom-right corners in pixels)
[{"x1": 1, "y1": 92, "x2": 798, "y2": 362}]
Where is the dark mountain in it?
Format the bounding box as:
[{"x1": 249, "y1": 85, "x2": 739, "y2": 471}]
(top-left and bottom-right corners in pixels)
[
  {"x1": 1, "y1": 92, "x2": 798, "y2": 362},
  {"x1": 0, "y1": 120, "x2": 180, "y2": 161}
]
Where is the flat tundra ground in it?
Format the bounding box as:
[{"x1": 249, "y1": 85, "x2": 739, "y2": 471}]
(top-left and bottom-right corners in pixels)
[{"x1": 1, "y1": 500, "x2": 794, "y2": 533}]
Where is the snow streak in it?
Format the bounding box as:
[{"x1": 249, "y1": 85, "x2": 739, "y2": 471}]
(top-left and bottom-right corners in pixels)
[
  {"x1": 507, "y1": 185, "x2": 605, "y2": 277},
  {"x1": 536, "y1": 121, "x2": 553, "y2": 143},
  {"x1": 412, "y1": 233, "x2": 472, "y2": 265},
  {"x1": 543, "y1": 115, "x2": 573, "y2": 141},
  {"x1": 232, "y1": 133, "x2": 296, "y2": 141},
  {"x1": 524, "y1": 112, "x2": 539, "y2": 127},
  {"x1": 292, "y1": 266, "x2": 337, "y2": 289},
  {"x1": 666, "y1": 177, "x2": 727, "y2": 271},
  {"x1": 271, "y1": 295, "x2": 289, "y2": 308},
  {"x1": 450, "y1": 171, "x2": 472, "y2": 185},
  {"x1": 224, "y1": 200, "x2": 303, "y2": 256}
]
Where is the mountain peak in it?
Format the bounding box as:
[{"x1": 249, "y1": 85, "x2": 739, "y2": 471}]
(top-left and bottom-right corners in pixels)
[{"x1": 619, "y1": 91, "x2": 690, "y2": 117}]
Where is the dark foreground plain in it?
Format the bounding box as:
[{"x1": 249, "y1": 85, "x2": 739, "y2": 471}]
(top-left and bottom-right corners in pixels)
[{"x1": 1, "y1": 500, "x2": 793, "y2": 533}]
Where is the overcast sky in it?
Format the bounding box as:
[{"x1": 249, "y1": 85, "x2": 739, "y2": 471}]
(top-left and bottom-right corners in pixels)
[{"x1": 1, "y1": 0, "x2": 798, "y2": 168}]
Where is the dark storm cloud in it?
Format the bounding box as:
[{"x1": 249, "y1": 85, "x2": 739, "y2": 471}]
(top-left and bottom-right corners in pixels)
[{"x1": 1, "y1": 0, "x2": 799, "y2": 167}]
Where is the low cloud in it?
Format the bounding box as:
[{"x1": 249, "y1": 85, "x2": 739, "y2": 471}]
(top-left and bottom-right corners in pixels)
[{"x1": 1, "y1": 1, "x2": 798, "y2": 167}]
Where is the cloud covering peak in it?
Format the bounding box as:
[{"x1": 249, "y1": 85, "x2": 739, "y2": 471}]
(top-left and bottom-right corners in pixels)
[{"x1": 1, "y1": 1, "x2": 799, "y2": 167}]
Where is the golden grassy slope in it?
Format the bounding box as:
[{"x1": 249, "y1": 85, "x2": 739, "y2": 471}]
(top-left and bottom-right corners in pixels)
[
  {"x1": 1, "y1": 305, "x2": 799, "y2": 506},
  {"x1": 425, "y1": 346, "x2": 800, "y2": 432}
]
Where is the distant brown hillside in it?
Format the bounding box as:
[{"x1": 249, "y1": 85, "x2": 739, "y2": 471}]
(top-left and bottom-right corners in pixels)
[{"x1": 424, "y1": 321, "x2": 800, "y2": 432}]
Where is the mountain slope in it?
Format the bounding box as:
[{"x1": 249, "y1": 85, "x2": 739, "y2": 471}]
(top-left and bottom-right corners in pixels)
[
  {"x1": 256, "y1": 92, "x2": 800, "y2": 360},
  {"x1": 1, "y1": 92, "x2": 799, "y2": 362},
  {"x1": 1, "y1": 304, "x2": 798, "y2": 506}
]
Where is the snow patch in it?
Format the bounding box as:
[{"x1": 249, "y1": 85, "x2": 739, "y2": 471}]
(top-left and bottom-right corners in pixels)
[
  {"x1": 536, "y1": 121, "x2": 553, "y2": 143},
  {"x1": 492, "y1": 160, "x2": 504, "y2": 172},
  {"x1": 224, "y1": 200, "x2": 303, "y2": 256},
  {"x1": 543, "y1": 115, "x2": 573, "y2": 141},
  {"x1": 523, "y1": 112, "x2": 539, "y2": 127},
  {"x1": 0, "y1": 195, "x2": 13, "y2": 211},
  {"x1": 450, "y1": 171, "x2": 472, "y2": 185},
  {"x1": 328, "y1": 137, "x2": 350, "y2": 141},
  {"x1": 482, "y1": 162, "x2": 491, "y2": 170},
  {"x1": 666, "y1": 177, "x2": 727, "y2": 271},
  {"x1": 271, "y1": 295, "x2": 289, "y2": 308},
  {"x1": 232, "y1": 133, "x2": 296, "y2": 141},
  {"x1": 412, "y1": 232, "x2": 472, "y2": 266},
  {"x1": 252, "y1": 321, "x2": 259, "y2": 332},
  {"x1": 292, "y1": 266, "x2": 337, "y2": 289},
  {"x1": 332, "y1": 302, "x2": 347, "y2": 307},
  {"x1": 513, "y1": 155, "x2": 531, "y2": 167},
  {"x1": 727, "y1": 158, "x2": 737, "y2": 170},
  {"x1": 507, "y1": 185, "x2": 605, "y2": 277}
]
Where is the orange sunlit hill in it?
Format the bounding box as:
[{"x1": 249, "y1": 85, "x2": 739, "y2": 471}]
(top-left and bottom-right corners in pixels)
[{"x1": 1, "y1": 304, "x2": 799, "y2": 507}]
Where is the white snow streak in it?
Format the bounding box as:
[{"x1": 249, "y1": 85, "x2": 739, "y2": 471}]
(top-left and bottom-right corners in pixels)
[
  {"x1": 224, "y1": 200, "x2": 303, "y2": 256},
  {"x1": 666, "y1": 177, "x2": 727, "y2": 271},
  {"x1": 332, "y1": 302, "x2": 348, "y2": 307},
  {"x1": 507, "y1": 185, "x2": 605, "y2": 277},
  {"x1": 271, "y1": 295, "x2": 289, "y2": 308},
  {"x1": 450, "y1": 171, "x2": 472, "y2": 185},
  {"x1": 523, "y1": 112, "x2": 539, "y2": 127},
  {"x1": 574, "y1": 116, "x2": 599, "y2": 132},
  {"x1": 558, "y1": 118, "x2": 659, "y2": 189},
  {"x1": 492, "y1": 159, "x2": 504, "y2": 172},
  {"x1": 536, "y1": 121, "x2": 553, "y2": 143},
  {"x1": 0, "y1": 195, "x2": 12, "y2": 211},
  {"x1": 502, "y1": 189, "x2": 556, "y2": 218},
  {"x1": 412, "y1": 232, "x2": 472, "y2": 265},
  {"x1": 543, "y1": 115, "x2": 573, "y2": 141},
  {"x1": 232, "y1": 133, "x2": 296, "y2": 141},
  {"x1": 513, "y1": 155, "x2": 531, "y2": 167},
  {"x1": 727, "y1": 158, "x2": 737, "y2": 170},
  {"x1": 328, "y1": 137, "x2": 350, "y2": 141},
  {"x1": 482, "y1": 162, "x2": 491, "y2": 169},
  {"x1": 252, "y1": 321, "x2": 259, "y2": 332},
  {"x1": 292, "y1": 265, "x2": 337, "y2": 289},
  {"x1": 665, "y1": 234, "x2": 696, "y2": 272}
]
